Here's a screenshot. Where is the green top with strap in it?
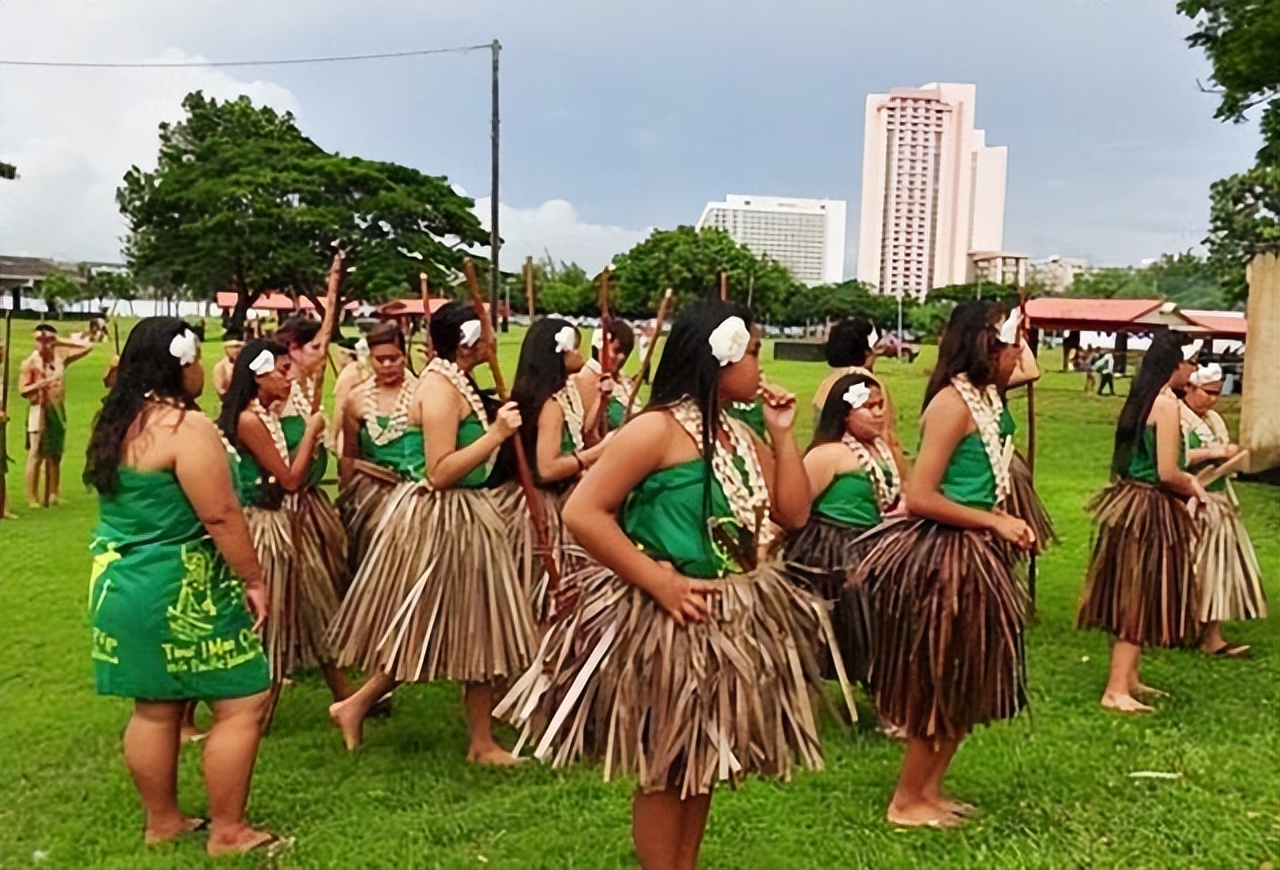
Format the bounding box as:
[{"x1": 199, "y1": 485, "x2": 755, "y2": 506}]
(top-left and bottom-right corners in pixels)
[
  {"x1": 559, "y1": 424, "x2": 577, "y2": 457},
  {"x1": 728, "y1": 399, "x2": 767, "y2": 439},
  {"x1": 813, "y1": 466, "x2": 892, "y2": 528},
  {"x1": 999, "y1": 405, "x2": 1016, "y2": 441},
  {"x1": 445, "y1": 412, "x2": 490, "y2": 489},
  {"x1": 359, "y1": 419, "x2": 426, "y2": 482},
  {"x1": 89, "y1": 466, "x2": 270, "y2": 700},
  {"x1": 234, "y1": 449, "x2": 269, "y2": 507},
  {"x1": 280, "y1": 414, "x2": 327, "y2": 487},
  {"x1": 622, "y1": 457, "x2": 742, "y2": 579},
  {"x1": 1184, "y1": 430, "x2": 1226, "y2": 493},
  {"x1": 937, "y1": 432, "x2": 997, "y2": 510},
  {"x1": 606, "y1": 396, "x2": 627, "y2": 430},
  {"x1": 1125, "y1": 425, "x2": 1184, "y2": 485}
]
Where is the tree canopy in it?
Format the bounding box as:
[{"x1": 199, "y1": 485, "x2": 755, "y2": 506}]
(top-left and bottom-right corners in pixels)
[{"x1": 117, "y1": 91, "x2": 488, "y2": 335}]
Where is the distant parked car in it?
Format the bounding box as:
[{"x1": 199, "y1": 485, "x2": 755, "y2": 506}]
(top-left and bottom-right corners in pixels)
[{"x1": 876, "y1": 332, "x2": 920, "y2": 363}]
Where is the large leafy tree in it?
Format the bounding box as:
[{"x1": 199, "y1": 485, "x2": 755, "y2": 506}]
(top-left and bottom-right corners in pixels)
[
  {"x1": 610, "y1": 226, "x2": 803, "y2": 321},
  {"x1": 117, "y1": 91, "x2": 488, "y2": 335},
  {"x1": 1178, "y1": 0, "x2": 1280, "y2": 302}
]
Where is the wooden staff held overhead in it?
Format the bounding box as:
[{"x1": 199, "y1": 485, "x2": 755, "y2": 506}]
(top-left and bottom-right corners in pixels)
[
  {"x1": 309, "y1": 250, "x2": 346, "y2": 414},
  {"x1": 596, "y1": 265, "x2": 613, "y2": 440},
  {"x1": 462, "y1": 257, "x2": 562, "y2": 596},
  {"x1": 112, "y1": 321, "x2": 121, "y2": 355},
  {"x1": 524, "y1": 255, "x2": 536, "y2": 320},
  {"x1": 623, "y1": 288, "x2": 672, "y2": 423},
  {"x1": 718, "y1": 270, "x2": 728, "y2": 301},
  {"x1": 1016, "y1": 289, "x2": 1038, "y2": 605}
]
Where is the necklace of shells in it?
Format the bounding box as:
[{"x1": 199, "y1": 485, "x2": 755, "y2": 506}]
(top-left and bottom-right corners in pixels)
[
  {"x1": 248, "y1": 398, "x2": 290, "y2": 463},
  {"x1": 840, "y1": 434, "x2": 901, "y2": 510},
  {"x1": 425, "y1": 357, "x2": 489, "y2": 432},
  {"x1": 668, "y1": 397, "x2": 771, "y2": 540},
  {"x1": 951, "y1": 374, "x2": 1011, "y2": 503},
  {"x1": 553, "y1": 380, "x2": 586, "y2": 452},
  {"x1": 362, "y1": 374, "x2": 418, "y2": 446},
  {"x1": 282, "y1": 376, "x2": 318, "y2": 418}
]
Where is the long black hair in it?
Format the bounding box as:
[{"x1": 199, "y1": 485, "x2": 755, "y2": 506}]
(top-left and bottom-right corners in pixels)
[
  {"x1": 429, "y1": 301, "x2": 481, "y2": 363},
  {"x1": 84, "y1": 317, "x2": 198, "y2": 494},
  {"x1": 1111, "y1": 330, "x2": 1193, "y2": 479},
  {"x1": 811, "y1": 372, "x2": 879, "y2": 450},
  {"x1": 826, "y1": 318, "x2": 871, "y2": 368},
  {"x1": 217, "y1": 339, "x2": 288, "y2": 444},
  {"x1": 592, "y1": 319, "x2": 635, "y2": 362},
  {"x1": 647, "y1": 298, "x2": 755, "y2": 518},
  {"x1": 923, "y1": 300, "x2": 1004, "y2": 412},
  {"x1": 276, "y1": 316, "x2": 320, "y2": 349},
  {"x1": 512, "y1": 317, "x2": 577, "y2": 473}
]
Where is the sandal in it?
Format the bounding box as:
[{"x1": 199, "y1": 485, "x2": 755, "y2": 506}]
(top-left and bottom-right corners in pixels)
[
  {"x1": 207, "y1": 829, "x2": 292, "y2": 858},
  {"x1": 144, "y1": 816, "x2": 207, "y2": 845},
  {"x1": 1204, "y1": 643, "x2": 1251, "y2": 658}
]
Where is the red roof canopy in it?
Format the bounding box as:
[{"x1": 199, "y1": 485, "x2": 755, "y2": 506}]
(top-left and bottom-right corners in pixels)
[
  {"x1": 375, "y1": 298, "x2": 465, "y2": 317},
  {"x1": 214, "y1": 291, "x2": 359, "y2": 312},
  {"x1": 1183, "y1": 310, "x2": 1247, "y2": 339},
  {"x1": 1025, "y1": 297, "x2": 1200, "y2": 334}
]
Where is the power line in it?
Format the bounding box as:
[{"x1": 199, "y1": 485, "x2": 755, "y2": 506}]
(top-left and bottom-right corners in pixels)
[{"x1": 0, "y1": 44, "x2": 492, "y2": 69}]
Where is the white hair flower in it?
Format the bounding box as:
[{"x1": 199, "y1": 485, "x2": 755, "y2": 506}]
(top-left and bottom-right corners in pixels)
[
  {"x1": 997, "y1": 308, "x2": 1021, "y2": 345},
  {"x1": 1190, "y1": 362, "x2": 1223, "y2": 386},
  {"x1": 459, "y1": 319, "x2": 483, "y2": 348},
  {"x1": 168, "y1": 329, "x2": 198, "y2": 366},
  {"x1": 591, "y1": 328, "x2": 604, "y2": 350},
  {"x1": 868, "y1": 326, "x2": 879, "y2": 347},
  {"x1": 554, "y1": 325, "x2": 577, "y2": 354},
  {"x1": 842, "y1": 382, "x2": 872, "y2": 409},
  {"x1": 707, "y1": 316, "x2": 750, "y2": 367},
  {"x1": 354, "y1": 338, "x2": 370, "y2": 361},
  {"x1": 1181, "y1": 338, "x2": 1204, "y2": 361},
  {"x1": 248, "y1": 349, "x2": 276, "y2": 375}
]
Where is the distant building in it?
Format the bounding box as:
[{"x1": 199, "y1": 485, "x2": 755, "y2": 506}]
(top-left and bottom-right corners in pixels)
[
  {"x1": 856, "y1": 82, "x2": 1007, "y2": 300},
  {"x1": 696, "y1": 194, "x2": 846, "y2": 286},
  {"x1": 1028, "y1": 255, "x2": 1093, "y2": 294},
  {"x1": 969, "y1": 251, "x2": 1028, "y2": 289}
]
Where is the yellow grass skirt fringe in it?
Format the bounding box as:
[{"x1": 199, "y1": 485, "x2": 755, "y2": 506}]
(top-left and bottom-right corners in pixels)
[
  {"x1": 495, "y1": 560, "x2": 855, "y2": 798},
  {"x1": 853, "y1": 518, "x2": 1029, "y2": 742},
  {"x1": 327, "y1": 483, "x2": 535, "y2": 684},
  {"x1": 1196, "y1": 493, "x2": 1268, "y2": 623},
  {"x1": 1077, "y1": 480, "x2": 1199, "y2": 647}
]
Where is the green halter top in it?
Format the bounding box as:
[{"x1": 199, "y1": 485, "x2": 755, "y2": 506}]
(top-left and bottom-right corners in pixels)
[
  {"x1": 447, "y1": 412, "x2": 490, "y2": 489},
  {"x1": 813, "y1": 465, "x2": 893, "y2": 528},
  {"x1": 936, "y1": 432, "x2": 998, "y2": 510},
  {"x1": 89, "y1": 466, "x2": 271, "y2": 700},
  {"x1": 728, "y1": 399, "x2": 767, "y2": 439},
  {"x1": 622, "y1": 457, "x2": 747, "y2": 579},
  {"x1": 1125, "y1": 426, "x2": 1185, "y2": 485},
  {"x1": 359, "y1": 418, "x2": 426, "y2": 481},
  {"x1": 280, "y1": 414, "x2": 327, "y2": 487}
]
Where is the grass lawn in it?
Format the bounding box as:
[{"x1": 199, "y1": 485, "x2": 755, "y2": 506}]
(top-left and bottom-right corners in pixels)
[{"x1": 1, "y1": 318, "x2": 1277, "y2": 869}]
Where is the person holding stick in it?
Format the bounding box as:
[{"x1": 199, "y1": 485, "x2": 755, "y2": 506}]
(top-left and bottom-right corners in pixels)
[
  {"x1": 499, "y1": 299, "x2": 846, "y2": 870},
  {"x1": 1077, "y1": 332, "x2": 1208, "y2": 713},
  {"x1": 217, "y1": 339, "x2": 350, "y2": 705},
  {"x1": 20, "y1": 323, "x2": 92, "y2": 507},
  {"x1": 576, "y1": 320, "x2": 635, "y2": 432},
  {"x1": 851, "y1": 300, "x2": 1035, "y2": 828},
  {"x1": 83, "y1": 318, "x2": 279, "y2": 856},
  {"x1": 1179, "y1": 363, "x2": 1267, "y2": 657},
  {"x1": 327, "y1": 302, "x2": 533, "y2": 762}
]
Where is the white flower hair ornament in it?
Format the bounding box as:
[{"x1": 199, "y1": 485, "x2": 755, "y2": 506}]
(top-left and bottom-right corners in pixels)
[
  {"x1": 459, "y1": 319, "x2": 483, "y2": 348},
  {"x1": 1190, "y1": 362, "x2": 1223, "y2": 386},
  {"x1": 554, "y1": 325, "x2": 577, "y2": 354},
  {"x1": 591, "y1": 328, "x2": 604, "y2": 350},
  {"x1": 707, "y1": 316, "x2": 750, "y2": 367},
  {"x1": 997, "y1": 308, "x2": 1021, "y2": 346},
  {"x1": 354, "y1": 338, "x2": 370, "y2": 360},
  {"x1": 842, "y1": 382, "x2": 872, "y2": 410},
  {"x1": 868, "y1": 326, "x2": 880, "y2": 348},
  {"x1": 248, "y1": 349, "x2": 277, "y2": 376},
  {"x1": 1181, "y1": 338, "x2": 1204, "y2": 361},
  {"x1": 168, "y1": 329, "x2": 199, "y2": 366}
]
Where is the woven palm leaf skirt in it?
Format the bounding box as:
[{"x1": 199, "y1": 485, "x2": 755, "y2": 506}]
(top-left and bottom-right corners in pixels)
[{"x1": 1195, "y1": 492, "x2": 1267, "y2": 623}]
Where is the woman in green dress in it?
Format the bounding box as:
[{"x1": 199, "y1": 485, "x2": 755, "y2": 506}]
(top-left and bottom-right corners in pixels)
[
  {"x1": 1078, "y1": 331, "x2": 1209, "y2": 712},
  {"x1": 511, "y1": 317, "x2": 611, "y2": 622},
  {"x1": 499, "y1": 299, "x2": 846, "y2": 870},
  {"x1": 852, "y1": 300, "x2": 1036, "y2": 828},
  {"x1": 1178, "y1": 362, "x2": 1266, "y2": 656},
  {"x1": 217, "y1": 339, "x2": 349, "y2": 704},
  {"x1": 328, "y1": 302, "x2": 534, "y2": 762},
  {"x1": 84, "y1": 317, "x2": 278, "y2": 856},
  {"x1": 785, "y1": 372, "x2": 905, "y2": 688}
]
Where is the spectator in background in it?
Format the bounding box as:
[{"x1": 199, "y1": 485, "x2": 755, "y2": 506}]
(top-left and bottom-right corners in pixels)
[
  {"x1": 1080, "y1": 346, "x2": 1097, "y2": 393},
  {"x1": 1093, "y1": 350, "x2": 1116, "y2": 395}
]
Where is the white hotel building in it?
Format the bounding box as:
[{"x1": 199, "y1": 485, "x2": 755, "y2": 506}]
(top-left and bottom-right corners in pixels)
[
  {"x1": 856, "y1": 83, "x2": 1008, "y2": 300},
  {"x1": 696, "y1": 194, "x2": 846, "y2": 286}
]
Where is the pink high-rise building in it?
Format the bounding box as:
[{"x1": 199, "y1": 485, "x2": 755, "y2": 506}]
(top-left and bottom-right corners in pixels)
[{"x1": 856, "y1": 83, "x2": 1007, "y2": 300}]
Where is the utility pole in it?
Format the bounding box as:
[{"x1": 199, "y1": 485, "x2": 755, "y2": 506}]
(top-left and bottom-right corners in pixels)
[{"x1": 490, "y1": 39, "x2": 502, "y2": 332}]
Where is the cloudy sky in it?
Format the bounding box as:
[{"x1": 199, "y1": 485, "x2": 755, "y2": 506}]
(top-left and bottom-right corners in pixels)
[{"x1": 0, "y1": 1, "x2": 1261, "y2": 279}]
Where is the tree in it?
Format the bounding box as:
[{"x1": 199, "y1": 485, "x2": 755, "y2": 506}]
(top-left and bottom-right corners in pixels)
[
  {"x1": 86, "y1": 271, "x2": 139, "y2": 311},
  {"x1": 1178, "y1": 0, "x2": 1280, "y2": 301},
  {"x1": 1067, "y1": 268, "x2": 1158, "y2": 300},
  {"x1": 117, "y1": 91, "x2": 488, "y2": 336},
  {"x1": 534, "y1": 258, "x2": 596, "y2": 317},
  {"x1": 610, "y1": 226, "x2": 803, "y2": 321},
  {"x1": 39, "y1": 272, "x2": 82, "y2": 319}
]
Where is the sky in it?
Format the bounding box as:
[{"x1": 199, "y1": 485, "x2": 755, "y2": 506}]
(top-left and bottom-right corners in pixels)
[{"x1": 0, "y1": 1, "x2": 1262, "y2": 281}]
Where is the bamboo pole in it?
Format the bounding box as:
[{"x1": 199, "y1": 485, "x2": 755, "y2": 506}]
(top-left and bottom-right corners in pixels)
[
  {"x1": 0, "y1": 312, "x2": 11, "y2": 521},
  {"x1": 623, "y1": 289, "x2": 672, "y2": 423},
  {"x1": 596, "y1": 266, "x2": 613, "y2": 439},
  {"x1": 718, "y1": 270, "x2": 728, "y2": 301},
  {"x1": 524, "y1": 255, "x2": 535, "y2": 320}
]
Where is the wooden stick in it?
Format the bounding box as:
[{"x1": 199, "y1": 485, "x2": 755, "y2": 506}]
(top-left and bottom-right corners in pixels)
[
  {"x1": 718, "y1": 270, "x2": 728, "y2": 301},
  {"x1": 1, "y1": 312, "x2": 11, "y2": 520},
  {"x1": 309, "y1": 252, "x2": 345, "y2": 414},
  {"x1": 1196, "y1": 450, "x2": 1250, "y2": 487},
  {"x1": 419, "y1": 271, "x2": 433, "y2": 356},
  {"x1": 462, "y1": 257, "x2": 561, "y2": 597},
  {"x1": 112, "y1": 321, "x2": 121, "y2": 355},
  {"x1": 524, "y1": 255, "x2": 535, "y2": 320},
  {"x1": 596, "y1": 266, "x2": 613, "y2": 439},
  {"x1": 623, "y1": 289, "x2": 672, "y2": 423}
]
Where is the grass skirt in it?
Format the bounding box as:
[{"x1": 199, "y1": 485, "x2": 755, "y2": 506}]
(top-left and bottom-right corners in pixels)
[
  {"x1": 245, "y1": 498, "x2": 341, "y2": 678},
  {"x1": 495, "y1": 560, "x2": 853, "y2": 798},
  {"x1": 853, "y1": 518, "x2": 1028, "y2": 741},
  {"x1": 783, "y1": 518, "x2": 875, "y2": 684},
  {"x1": 1196, "y1": 493, "x2": 1268, "y2": 623},
  {"x1": 1077, "y1": 481, "x2": 1199, "y2": 647},
  {"x1": 327, "y1": 483, "x2": 535, "y2": 684},
  {"x1": 1006, "y1": 450, "x2": 1057, "y2": 556},
  {"x1": 337, "y1": 468, "x2": 395, "y2": 574}
]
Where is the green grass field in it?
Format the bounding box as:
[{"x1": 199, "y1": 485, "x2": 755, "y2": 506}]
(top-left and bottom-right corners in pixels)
[{"x1": 1, "y1": 318, "x2": 1277, "y2": 870}]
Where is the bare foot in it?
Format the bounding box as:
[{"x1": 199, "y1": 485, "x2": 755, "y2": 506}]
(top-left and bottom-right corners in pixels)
[
  {"x1": 929, "y1": 796, "x2": 978, "y2": 817},
  {"x1": 180, "y1": 725, "x2": 209, "y2": 744},
  {"x1": 886, "y1": 800, "x2": 963, "y2": 829},
  {"x1": 144, "y1": 815, "x2": 206, "y2": 845},
  {"x1": 1101, "y1": 692, "x2": 1153, "y2": 713},
  {"x1": 206, "y1": 826, "x2": 288, "y2": 857},
  {"x1": 1131, "y1": 683, "x2": 1169, "y2": 698},
  {"x1": 328, "y1": 699, "x2": 365, "y2": 752},
  {"x1": 466, "y1": 744, "x2": 526, "y2": 766}
]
